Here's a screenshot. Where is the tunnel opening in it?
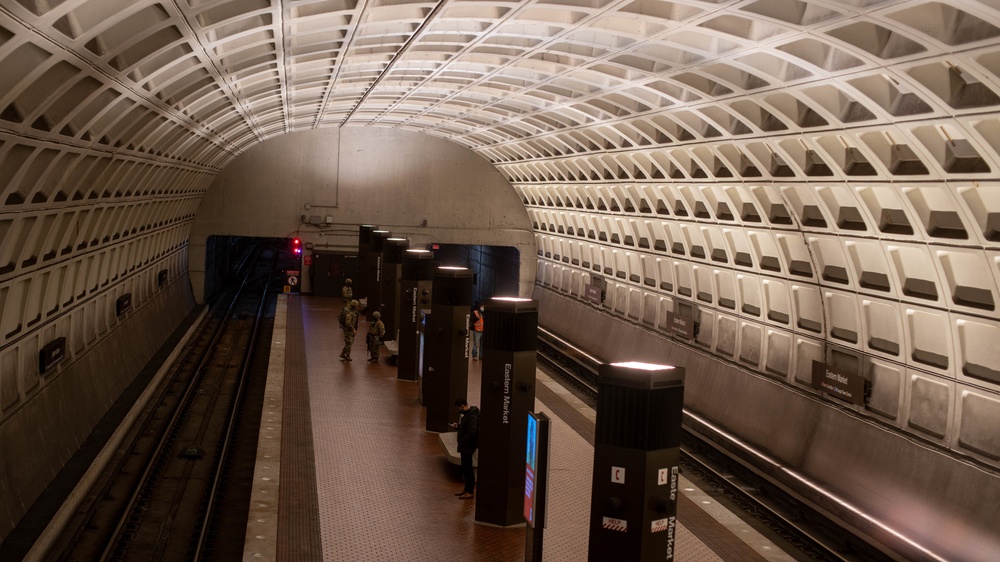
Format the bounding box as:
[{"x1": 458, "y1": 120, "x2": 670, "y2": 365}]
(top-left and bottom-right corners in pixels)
[{"x1": 203, "y1": 236, "x2": 300, "y2": 304}]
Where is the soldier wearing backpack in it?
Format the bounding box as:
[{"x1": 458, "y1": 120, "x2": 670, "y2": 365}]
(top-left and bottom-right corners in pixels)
[
  {"x1": 339, "y1": 299, "x2": 360, "y2": 361},
  {"x1": 367, "y1": 311, "x2": 386, "y2": 362}
]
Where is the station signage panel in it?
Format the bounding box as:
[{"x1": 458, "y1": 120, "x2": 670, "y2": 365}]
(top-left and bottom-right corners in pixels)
[
  {"x1": 115, "y1": 293, "x2": 132, "y2": 316},
  {"x1": 665, "y1": 311, "x2": 694, "y2": 339},
  {"x1": 811, "y1": 361, "x2": 864, "y2": 406},
  {"x1": 585, "y1": 284, "x2": 602, "y2": 304},
  {"x1": 285, "y1": 270, "x2": 301, "y2": 293},
  {"x1": 39, "y1": 337, "x2": 66, "y2": 374}
]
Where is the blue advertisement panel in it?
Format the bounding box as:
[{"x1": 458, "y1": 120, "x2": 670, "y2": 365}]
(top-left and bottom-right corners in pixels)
[{"x1": 524, "y1": 413, "x2": 539, "y2": 526}]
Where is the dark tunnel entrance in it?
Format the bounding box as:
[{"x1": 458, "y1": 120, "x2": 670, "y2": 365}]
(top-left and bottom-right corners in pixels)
[{"x1": 203, "y1": 236, "x2": 300, "y2": 304}]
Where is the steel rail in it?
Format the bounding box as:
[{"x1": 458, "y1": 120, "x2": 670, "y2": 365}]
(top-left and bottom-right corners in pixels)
[
  {"x1": 97, "y1": 246, "x2": 266, "y2": 562},
  {"x1": 191, "y1": 249, "x2": 277, "y2": 561}
]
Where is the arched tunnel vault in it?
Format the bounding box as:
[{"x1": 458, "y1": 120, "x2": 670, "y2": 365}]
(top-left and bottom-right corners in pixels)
[
  {"x1": 1, "y1": 0, "x2": 1000, "y2": 555},
  {"x1": 189, "y1": 126, "x2": 537, "y2": 303}
]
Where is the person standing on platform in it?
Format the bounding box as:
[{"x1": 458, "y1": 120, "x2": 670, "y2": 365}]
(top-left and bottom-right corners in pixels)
[
  {"x1": 470, "y1": 302, "x2": 485, "y2": 361},
  {"x1": 341, "y1": 278, "x2": 353, "y2": 301},
  {"x1": 339, "y1": 299, "x2": 359, "y2": 361},
  {"x1": 367, "y1": 310, "x2": 386, "y2": 362},
  {"x1": 452, "y1": 397, "x2": 479, "y2": 499}
]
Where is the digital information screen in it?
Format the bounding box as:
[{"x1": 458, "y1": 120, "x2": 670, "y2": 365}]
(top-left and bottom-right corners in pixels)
[{"x1": 524, "y1": 413, "x2": 539, "y2": 527}]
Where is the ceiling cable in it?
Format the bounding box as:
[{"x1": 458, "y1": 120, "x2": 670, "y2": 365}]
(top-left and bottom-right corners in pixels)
[{"x1": 342, "y1": 0, "x2": 447, "y2": 125}]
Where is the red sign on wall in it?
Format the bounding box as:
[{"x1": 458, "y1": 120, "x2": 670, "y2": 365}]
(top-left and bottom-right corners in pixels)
[{"x1": 304, "y1": 254, "x2": 313, "y2": 265}]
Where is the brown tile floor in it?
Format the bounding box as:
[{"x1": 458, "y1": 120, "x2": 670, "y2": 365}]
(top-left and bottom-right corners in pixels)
[
  {"x1": 300, "y1": 296, "x2": 523, "y2": 561},
  {"x1": 254, "y1": 295, "x2": 798, "y2": 561}
]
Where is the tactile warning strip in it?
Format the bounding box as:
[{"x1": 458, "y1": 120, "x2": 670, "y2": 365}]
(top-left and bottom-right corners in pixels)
[
  {"x1": 277, "y1": 296, "x2": 324, "y2": 561},
  {"x1": 677, "y1": 494, "x2": 768, "y2": 561}
]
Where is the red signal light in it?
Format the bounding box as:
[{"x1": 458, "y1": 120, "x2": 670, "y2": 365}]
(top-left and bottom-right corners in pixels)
[{"x1": 291, "y1": 237, "x2": 302, "y2": 255}]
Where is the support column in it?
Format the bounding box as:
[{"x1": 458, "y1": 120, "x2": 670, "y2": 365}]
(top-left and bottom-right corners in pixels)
[
  {"x1": 423, "y1": 267, "x2": 472, "y2": 433},
  {"x1": 355, "y1": 225, "x2": 376, "y2": 301},
  {"x1": 476, "y1": 297, "x2": 538, "y2": 527},
  {"x1": 366, "y1": 229, "x2": 390, "y2": 320},
  {"x1": 379, "y1": 237, "x2": 408, "y2": 338},
  {"x1": 399, "y1": 249, "x2": 433, "y2": 381},
  {"x1": 588, "y1": 362, "x2": 685, "y2": 562}
]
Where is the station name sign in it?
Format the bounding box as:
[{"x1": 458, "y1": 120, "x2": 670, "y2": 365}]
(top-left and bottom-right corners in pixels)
[
  {"x1": 40, "y1": 337, "x2": 66, "y2": 374},
  {"x1": 115, "y1": 293, "x2": 132, "y2": 316},
  {"x1": 811, "y1": 361, "x2": 864, "y2": 406},
  {"x1": 585, "y1": 284, "x2": 602, "y2": 304},
  {"x1": 665, "y1": 311, "x2": 694, "y2": 339}
]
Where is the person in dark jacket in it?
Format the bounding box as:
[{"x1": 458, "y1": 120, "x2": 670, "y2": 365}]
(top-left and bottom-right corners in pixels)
[{"x1": 452, "y1": 397, "x2": 479, "y2": 499}]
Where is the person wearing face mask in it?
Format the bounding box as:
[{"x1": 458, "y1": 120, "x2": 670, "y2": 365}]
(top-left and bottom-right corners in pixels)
[
  {"x1": 341, "y1": 278, "x2": 353, "y2": 301},
  {"x1": 470, "y1": 302, "x2": 485, "y2": 361}
]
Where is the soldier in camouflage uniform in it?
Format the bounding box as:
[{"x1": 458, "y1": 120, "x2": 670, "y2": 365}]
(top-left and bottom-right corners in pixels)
[
  {"x1": 367, "y1": 310, "x2": 386, "y2": 362},
  {"x1": 339, "y1": 299, "x2": 359, "y2": 361},
  {"x1": 341, "y1": 278, "x2": 353, "y2": 301}
]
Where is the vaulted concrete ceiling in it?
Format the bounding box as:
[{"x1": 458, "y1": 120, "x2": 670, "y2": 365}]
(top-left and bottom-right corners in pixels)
[
  {"x1": 5, "y1": 0, "x2": 1000, "y2": 470},
  {"x1": 5, "y1": 0, "x2": 1000, "y2": 171}
]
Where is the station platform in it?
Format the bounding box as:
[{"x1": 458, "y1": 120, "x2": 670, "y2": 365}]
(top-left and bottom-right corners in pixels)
[{"x1": 243, "y1": 295, "x2": 801, "y2": 562}]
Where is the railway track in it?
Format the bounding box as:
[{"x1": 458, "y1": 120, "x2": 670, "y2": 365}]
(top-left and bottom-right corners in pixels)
[
  {"x1": 48, "y1": 244, "x2": 281, "y2": 562},
  {"x1": 536, "y1": 327, "x2": 897, "y2": 562}
]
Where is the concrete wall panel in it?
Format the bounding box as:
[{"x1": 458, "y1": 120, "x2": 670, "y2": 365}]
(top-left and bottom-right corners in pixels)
[
  {"x1": 0, "y1": 278, "x2": 194, "y2": 540},
  {"x1": 533, "y1": 285, "x2": 1000, "y2": 562}
]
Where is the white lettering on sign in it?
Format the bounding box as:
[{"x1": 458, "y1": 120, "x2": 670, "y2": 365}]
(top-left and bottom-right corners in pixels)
[
  {"x1": 611, "y1": 466, "x2": 625, "y2": 484},
  {"x1": 810, "y1": 361, "x2": 863, "y2": 406},
  {"x1": 601, "y1": 517, "x2": 627, "y2": 532},
  {"x1": 585, "y1": 284, "x2": 602, "y2": 303},
  {"x1": 669, "y1": 466, "x2": 678, "y2": 501},
  {"x1": 502, "y1": 363, "x2": 512, "y2": 424},
  {"x1": 651, "y1": 516, "x2": 673, "y2": 533},
  {"x1": 826, "y1": 370, "x2": 849, "y2": 384},
  {"x1": 464, "y1": 314, "x2": 470, "y2": 358},
  {"x1": 411, "y1": 289, "x2": 417, "y2": 322},
  {"x1": 666, "y1": 516, "x2": 677, "y2": 560}
]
